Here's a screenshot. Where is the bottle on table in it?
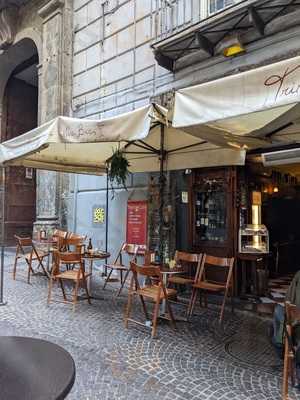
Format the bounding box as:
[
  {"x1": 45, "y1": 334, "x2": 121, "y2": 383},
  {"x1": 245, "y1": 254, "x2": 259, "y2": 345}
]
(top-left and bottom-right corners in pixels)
[{"x1": 87, "y1": 238, "x2": 93, "y2": 253}]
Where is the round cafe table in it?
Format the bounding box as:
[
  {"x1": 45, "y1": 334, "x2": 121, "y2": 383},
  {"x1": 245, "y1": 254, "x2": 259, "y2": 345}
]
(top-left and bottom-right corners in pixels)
[
  {"x1": 159, "y1": 265, "x2": 185, "y2": 315},
  {"x1": 82, "y1": 251, "x2": 110, "y2": 300},
  {"x1": 0, "y1": 336, "x2": 75, "y2": 400}
]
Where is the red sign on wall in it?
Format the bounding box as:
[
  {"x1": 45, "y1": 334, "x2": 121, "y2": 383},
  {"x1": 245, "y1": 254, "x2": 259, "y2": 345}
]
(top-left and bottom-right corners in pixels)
[{"x1": 126, "y1": 200, "x2": 148, "y2": 246}]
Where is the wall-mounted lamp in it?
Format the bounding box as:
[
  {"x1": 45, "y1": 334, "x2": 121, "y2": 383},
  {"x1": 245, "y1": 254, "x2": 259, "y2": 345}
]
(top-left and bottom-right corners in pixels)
[
  {"x1": 217, "y1": 33, "x2": 245, "y2": 58},
  {"x1": 273, "y1": 186, "x2": 279, "y2": 193},
  {"x1": 223, "y1": 44, "x2": 245, "y2": 57}
]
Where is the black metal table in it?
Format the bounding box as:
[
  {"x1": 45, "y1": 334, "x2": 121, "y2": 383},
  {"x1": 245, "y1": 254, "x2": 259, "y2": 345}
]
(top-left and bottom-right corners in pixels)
[{"x1": 0, "y1": 336, "x2": 75, "y2": 400}]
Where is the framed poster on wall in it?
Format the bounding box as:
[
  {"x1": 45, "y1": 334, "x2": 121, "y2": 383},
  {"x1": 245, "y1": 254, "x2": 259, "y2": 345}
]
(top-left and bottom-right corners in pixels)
[{"x1": 126, "y1": 200, "x2": 148, "y2": 246}]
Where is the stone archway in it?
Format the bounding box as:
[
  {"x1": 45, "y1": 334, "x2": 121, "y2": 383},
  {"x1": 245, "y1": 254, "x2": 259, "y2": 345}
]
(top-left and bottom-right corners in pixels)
[{"x1": 1, "y1": 39, "x2": 39, "y2": 243}]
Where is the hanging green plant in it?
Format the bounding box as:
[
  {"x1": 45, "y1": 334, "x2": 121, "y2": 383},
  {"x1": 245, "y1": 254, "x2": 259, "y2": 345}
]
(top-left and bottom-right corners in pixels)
[{"x1": 107, "y1": 147, "x2": 130, "y2": 198}]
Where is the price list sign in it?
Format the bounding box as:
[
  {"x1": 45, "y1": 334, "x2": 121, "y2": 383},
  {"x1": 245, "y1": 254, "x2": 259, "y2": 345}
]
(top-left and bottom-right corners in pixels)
[{"x1": 126, "y1": 201, "x2": 148, "y2": 245}]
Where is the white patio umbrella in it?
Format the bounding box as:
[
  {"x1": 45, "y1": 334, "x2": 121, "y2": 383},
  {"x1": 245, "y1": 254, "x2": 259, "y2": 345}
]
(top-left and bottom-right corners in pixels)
[{"x1": 0, "y1": 103, "x2": 246, "y2": 304}]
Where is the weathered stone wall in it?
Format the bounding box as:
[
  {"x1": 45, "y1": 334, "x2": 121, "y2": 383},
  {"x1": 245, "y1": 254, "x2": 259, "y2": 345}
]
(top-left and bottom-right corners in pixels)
[{"x1": 72, "y1": 0, "x2": 173, "y2": 119}]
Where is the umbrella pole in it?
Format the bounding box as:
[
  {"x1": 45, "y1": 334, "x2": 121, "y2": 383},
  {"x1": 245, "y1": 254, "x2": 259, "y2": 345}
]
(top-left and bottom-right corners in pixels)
[
  {"x1": 159, "y1": 124, "x2": 165, "y2": 263},
  {"x1": 0, "y1": 167, "x2": 7, "y2": 306},
  {"x1": 104, "y1": 168, "x2": 109, "y2": 276}
]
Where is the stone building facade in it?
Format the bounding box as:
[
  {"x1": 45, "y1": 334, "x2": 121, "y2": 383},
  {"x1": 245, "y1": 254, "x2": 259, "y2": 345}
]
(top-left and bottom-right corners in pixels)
[{"x1": 1, "y1": 0, "x2": 300, "y2": 253}]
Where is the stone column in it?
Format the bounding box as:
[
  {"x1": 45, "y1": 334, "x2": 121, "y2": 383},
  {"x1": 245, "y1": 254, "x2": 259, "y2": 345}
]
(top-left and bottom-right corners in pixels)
[{"x1": 34, "y1": 0, "x2": 66, "y2": 236}]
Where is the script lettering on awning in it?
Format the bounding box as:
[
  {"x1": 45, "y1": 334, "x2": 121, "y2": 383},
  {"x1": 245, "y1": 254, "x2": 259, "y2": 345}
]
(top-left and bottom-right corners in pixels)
[{"x1": 264, "y1": 64, "x2": 300, "y2": 102}]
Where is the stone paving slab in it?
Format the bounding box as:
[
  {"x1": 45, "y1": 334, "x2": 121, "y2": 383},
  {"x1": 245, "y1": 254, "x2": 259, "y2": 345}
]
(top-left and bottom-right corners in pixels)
[{"x1": 0, "y1": 252, "x2": 299, "y2": 399}]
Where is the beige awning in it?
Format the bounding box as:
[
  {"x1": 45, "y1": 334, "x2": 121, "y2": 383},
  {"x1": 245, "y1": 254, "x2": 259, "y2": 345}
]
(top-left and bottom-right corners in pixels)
[
  {"x1": 173, "y1": 56, "x2": 300, "y2": 150},
  {"x1": 0, "y1": 104, "x2": 245, "y2": 174}
]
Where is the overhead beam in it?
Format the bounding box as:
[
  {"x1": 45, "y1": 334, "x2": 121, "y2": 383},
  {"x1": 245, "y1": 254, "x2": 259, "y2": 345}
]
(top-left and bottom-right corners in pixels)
[
  {"x1": 154, "y1": 51, "x2": 174, "y2": 72},
  {"x1": 248, "y1": 6, "x2": 265, "y2": 36},
  {"x1": 195, "y1": 32, "x2": 214, "y2": 56}
]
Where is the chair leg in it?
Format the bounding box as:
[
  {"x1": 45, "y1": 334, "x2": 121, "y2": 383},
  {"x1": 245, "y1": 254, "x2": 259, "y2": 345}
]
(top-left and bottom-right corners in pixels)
[
  {"x1": 117, "y1": 270, "x2": 130, "y2": 297},
  {"x1": 290, "y1": 356, "x2": 295, "y2": 387},
  {"x1": 165, "y1": 298, "x2": 176, "y2": 330},
  {"x1": 83, "y1": 276, "x2": 91, "y2": 305},
  {"x1": 151, "y1": 298, "x2": 161, "y2": 338},
  {"x1": 139, "y1": 295, "x2": 150, "y2": 320},
  {"x1": 103, "y1": 268, "x2": 113, "y2": 290},
  {"x1": 219, "y1": 288, "x2": 229, "y2": 324},
  {"x1": 124, "y1": 291, "x2": 134, "y2": 329},
  {"x1": 13, "y1": 257, "x2": 18, "y2": 280},
  {"x1": 27, "y1": 262, "x2": 31, "y2": 284},
  {"x1": 73, "y1": 280, "x2": 80, "y2": 312},
  {"x1": 230, "y1": 287, "x2": 235, "y2": 314},
  {"x1": 59, "y1": 279, "x2": 67, "y2": 301},
  {"x1": 188, "y1": 288, "x2": 198, "y2": 318},
  {"x1": 187, "y1": 288, "x2": 195, "y2": 318},
  {"x1": 47, "y1": 277, "x2": 54, "y2": 305},
  {"x1": 282, "y1": 340, "x2": 290, "y2": 400}
]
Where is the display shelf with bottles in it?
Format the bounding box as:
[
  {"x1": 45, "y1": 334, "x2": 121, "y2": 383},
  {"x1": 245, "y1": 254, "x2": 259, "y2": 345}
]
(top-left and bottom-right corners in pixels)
[
  {"x1": 194, "y1": 184, "x2": 227, "y2": 242},
  {"x1": 189, "y1": 167, "x2": 236, "y2": 255},
  {"x1": 238, "y1": 224, "x2": 269, "y2": 254}
]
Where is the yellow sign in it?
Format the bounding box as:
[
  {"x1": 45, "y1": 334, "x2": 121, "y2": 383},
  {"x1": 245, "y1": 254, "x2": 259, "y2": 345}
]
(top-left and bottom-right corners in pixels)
[{"x1": 93, "y1": 207, "x2": 105, "y2": 224}]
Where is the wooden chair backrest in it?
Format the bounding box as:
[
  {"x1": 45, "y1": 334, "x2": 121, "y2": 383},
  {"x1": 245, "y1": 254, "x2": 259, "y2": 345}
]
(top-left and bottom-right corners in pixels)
[
  {"x1": 67, "y1": 232, "x2": 87, "y2": 241},
  {"x1": 113, "y1": 243, "x2": 138, "y2": 265},
  {"x1": 52, "y1": 251, "x2": 83, "y2": 276},
  {"x1": 122, "y1": 243, "x2": 137, "y2": 255},
  {"x1": 14, "y1": 235, "x2": 32, "y2": 248},
  {"x1": 130, "y1": 261, "x2": 161, "y2": 279},
  {"x1": 143, "y1": 250, "x2": 154, "y2": 266},
  {"x1": 53, "y1": 229, "x2": 68, "y2": 239},
  {"x1": 58, "y1": 251, "x2": 82, "y2": 264},
  {"x1": 196, "y1": 254, "x2": 235, "y2": 287},
  {"x1": 175, "y1": 251, "x2": 199, "y2": 264},
  {"x1": 174, "y1": 251, "x2": 202, "y2": 279},
  {"x1": 65, "y1": 236, "x2": 85, "y2": 253}
]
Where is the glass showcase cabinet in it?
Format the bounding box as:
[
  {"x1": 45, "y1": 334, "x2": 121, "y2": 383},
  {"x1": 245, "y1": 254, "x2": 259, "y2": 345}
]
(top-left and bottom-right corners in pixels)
[{"x1": 189, "y1": 168, "x2": 237, "y2": 257}]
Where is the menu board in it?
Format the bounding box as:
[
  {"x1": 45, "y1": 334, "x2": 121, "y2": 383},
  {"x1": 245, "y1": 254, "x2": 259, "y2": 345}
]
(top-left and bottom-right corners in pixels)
[{"x1": 126, "y1": 201, "x2": 148, "y2": 245}]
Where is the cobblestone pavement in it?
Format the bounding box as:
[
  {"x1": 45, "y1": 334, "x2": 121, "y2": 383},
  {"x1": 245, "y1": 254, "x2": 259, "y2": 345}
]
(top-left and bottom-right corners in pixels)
[{"x1": 0, "y1": 252, "x2": 299, "y2": 400}]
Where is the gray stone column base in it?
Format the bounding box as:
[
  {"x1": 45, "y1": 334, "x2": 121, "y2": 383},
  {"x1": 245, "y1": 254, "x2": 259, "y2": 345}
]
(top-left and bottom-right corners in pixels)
[{"x1": 33, "y1": 220, "x2": 59, "y2": 240}]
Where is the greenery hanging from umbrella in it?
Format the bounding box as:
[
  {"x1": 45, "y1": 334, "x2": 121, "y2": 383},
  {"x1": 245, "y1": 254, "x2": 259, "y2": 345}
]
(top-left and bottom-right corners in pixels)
[{"x1": 107, "y1": 146, "x2": 130, "y2": 198}]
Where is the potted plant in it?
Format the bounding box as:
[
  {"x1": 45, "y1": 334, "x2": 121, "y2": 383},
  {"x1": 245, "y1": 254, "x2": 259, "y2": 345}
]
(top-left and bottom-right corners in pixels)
[{"x1": 107, "y1": 147, "x2": 130, "y2": 198}]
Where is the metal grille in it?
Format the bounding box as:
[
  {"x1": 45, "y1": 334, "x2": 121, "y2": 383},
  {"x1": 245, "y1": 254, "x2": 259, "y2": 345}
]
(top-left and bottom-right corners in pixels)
[{"x1": 155, "y1": 0, "x2": 242, "y2": 40}]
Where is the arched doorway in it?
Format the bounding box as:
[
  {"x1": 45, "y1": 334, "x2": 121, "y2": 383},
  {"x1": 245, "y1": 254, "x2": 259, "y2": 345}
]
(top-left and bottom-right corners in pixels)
[{"x1": 1, "y1": 39, "x2": 39, "y2": 244}]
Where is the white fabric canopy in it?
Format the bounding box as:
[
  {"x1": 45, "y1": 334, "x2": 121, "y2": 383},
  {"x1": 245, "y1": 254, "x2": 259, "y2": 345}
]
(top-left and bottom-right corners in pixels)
[
  {"x1": 173, "y1": 56, "x2": 300, "y2": 150},
  {"x1": 0, "y1": 104, "x2": 245, "y2": 174}
]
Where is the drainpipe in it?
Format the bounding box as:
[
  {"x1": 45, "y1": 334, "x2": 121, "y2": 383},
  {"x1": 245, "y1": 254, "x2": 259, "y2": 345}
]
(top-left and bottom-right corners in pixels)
[
  {"x1": 0, "y1": 167, "x2": 7, "y2": 306},
  {"x1": 72, "y1": 174, "x2": 78, "y2": 233}
]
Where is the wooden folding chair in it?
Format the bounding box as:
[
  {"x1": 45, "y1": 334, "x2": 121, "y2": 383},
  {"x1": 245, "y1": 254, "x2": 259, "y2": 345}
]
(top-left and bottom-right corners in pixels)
[
  {"x1": 124, "y1": 261, "x2": 177, "y2": 338},
  {"x1": 103, "y1": 243, "x2": 138, "y2": 296},
  {"x1": 13, "y1": 235, "x2": 49, "y2": 283},
  {"x1": 188, "y1": 254, "x2": 235, "y2": 324},
  {"x1": 47, "y1": 251, "x2": 91, "y2": 311},
  {"x1": 168, "y1": 251, "x2": 202, "y2": 310},
  {"x1": 282, "y1": 301, "x2": 300, "y2": 400},
  {"x1": 65, "y1": 235, "x2": 86, "y2": 254}
]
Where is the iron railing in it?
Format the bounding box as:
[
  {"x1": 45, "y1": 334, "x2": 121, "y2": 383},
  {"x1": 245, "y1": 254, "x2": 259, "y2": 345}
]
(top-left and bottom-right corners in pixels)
[{"x1": 154, "y1": 0, "x2": 242, "y2": 40}]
